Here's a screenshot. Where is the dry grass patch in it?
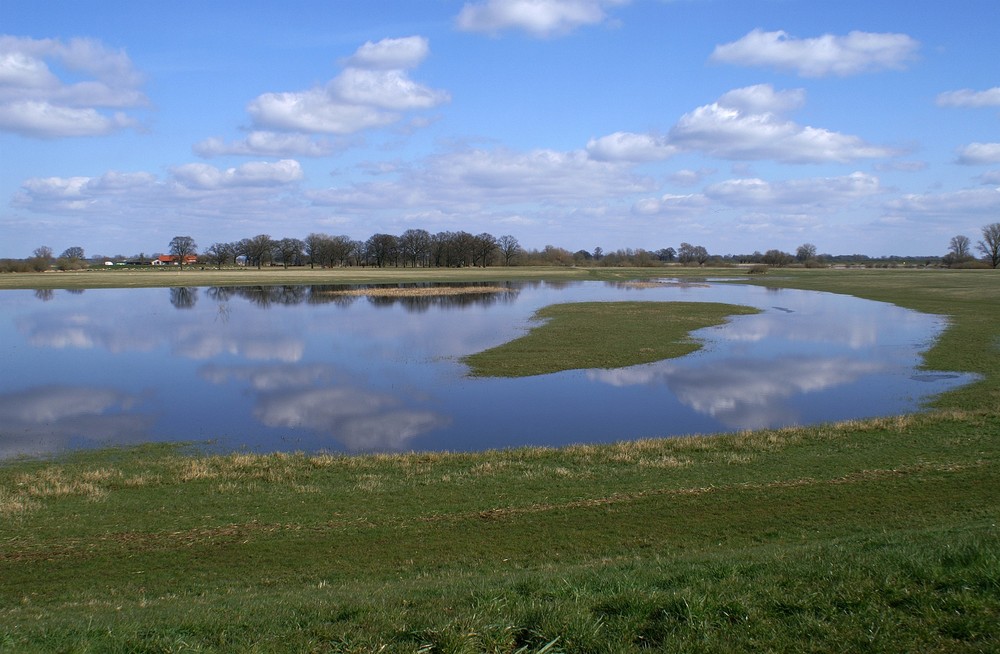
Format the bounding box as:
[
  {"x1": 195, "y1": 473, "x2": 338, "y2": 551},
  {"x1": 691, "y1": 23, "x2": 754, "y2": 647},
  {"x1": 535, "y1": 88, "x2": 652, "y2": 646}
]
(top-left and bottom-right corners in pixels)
[{"x1": 315, "y1": 285, "x2": 517, "y2": 298}]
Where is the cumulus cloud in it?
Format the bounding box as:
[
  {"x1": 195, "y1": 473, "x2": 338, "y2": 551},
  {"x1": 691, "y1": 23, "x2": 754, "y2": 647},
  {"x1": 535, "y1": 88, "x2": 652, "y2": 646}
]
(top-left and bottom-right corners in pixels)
[
  {"x1": 710, "y1": 28, "x2": 919, "y2": 77},
  {"x1": 13, "y1": 159, "x2": 305, "y2": 225},
  {"x1": 704, "y1": 171, "x2": 881, "y2": 206},
  {"x1": 885, "y1": 186, "x2": 1000, "y2": 218},
  {"x1": 310, "y1": 146, "x2": 655, "y2": 213},
  {"x1": 342, "y1": 35, "x2": 430, "y2": 69},
  {"x1": 0, "y1": 35, "x2": 147, "y2": 137},
  {"x1": 246, "y1": 36, "x2": 448, "y2": 136},
  {"x1": 633, "y1": 171, "x2": 881, "y2": 217},
  {"x1": 194, "y1": 131, "x2": 347, "y2": 158},
  {"x1": 936, "y1": 87, "x2": 1000, "y2": 108},
  {"x1": 956, "y1": 142, "x2": 1000, "y2": 166},
  {"x1": 456, "y1": 0, "x2": 628, "y2": 37},
  {"x1": 668, "y1": 84, "x2": 896, "y2": 163},
  {"x1": 169, "y1": 160, "x2": 303, "y2": 190},
  {"x1": 585, "y1": 131, "x2": 677, "y2": 162}
]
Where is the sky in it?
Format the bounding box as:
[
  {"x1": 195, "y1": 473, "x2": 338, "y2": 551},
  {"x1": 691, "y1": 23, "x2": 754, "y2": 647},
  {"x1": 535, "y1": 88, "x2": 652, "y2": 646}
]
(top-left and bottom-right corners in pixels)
[{"x1": 1, "y1": 0, "x2": 998, "y2": 259}]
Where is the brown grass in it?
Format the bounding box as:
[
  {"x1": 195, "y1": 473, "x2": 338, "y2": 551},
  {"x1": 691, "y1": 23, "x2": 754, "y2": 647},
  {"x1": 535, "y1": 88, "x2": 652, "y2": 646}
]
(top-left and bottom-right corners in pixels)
[{"x1": 314, "y1": 285, "x2": 516, "y2": 298}]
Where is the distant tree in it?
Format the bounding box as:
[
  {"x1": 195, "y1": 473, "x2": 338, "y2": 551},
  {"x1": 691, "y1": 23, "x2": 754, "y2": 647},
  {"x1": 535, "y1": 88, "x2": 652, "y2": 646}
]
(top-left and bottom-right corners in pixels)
[
  {"x1": 205, "y1": 242, "x2": 235, "y2": 269},
  {"x1": 304, "y1": 233, "x2": 330, "y2": 269},
  {"x1": 243, "y1": 234, "x2": 273, "y2": 269},
  {"x1": 945, "y1": 235, "x2": 972, "y2": 266},
  {"x1": 399, "y1": 229, "x2": 432, "y2": 268},
  {"x1": 762, "y1": 249, "x2": 794, "y2": 267},
  {"x1": 498, "y1": 234, "x2": 522, "y2": 266},
  {"x1": 977, "y1": 222, "x2": 1000, "y2": 268},
  {"x1": 796, "y1": 243, "x2": 817, "y2": 262},
  {"x1": 678, "y1": 243, "x2": 709, "y2": 265},
  {"x1": 168, "y1": 236, "x2": 197, "y2": 269},
  {"x1": 592, "y1": 246, "x2": 604, "y2": 261},
  {"x1": 657, "y1": 247, "x2": 676, "y2": 262},
  {"x1": 60, "y1": 246, "x2": 85, "y2": 260},
  {"x1": 472, "y1": 233, "x2": 498, "y2": 268},
  {"x1": 274, "y1": 237, "x2": 305, "y2": 269},
  {"x1": 365, "y1": 233, "x2": 399, "y2": 268}
]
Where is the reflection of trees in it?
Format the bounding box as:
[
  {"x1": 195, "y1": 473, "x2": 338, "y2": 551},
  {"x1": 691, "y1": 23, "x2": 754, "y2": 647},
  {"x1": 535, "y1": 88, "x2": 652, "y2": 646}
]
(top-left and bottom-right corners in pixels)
[
  {"x1": 205, "y1": 283, "x2": 522, "y2": 312},
  {"x1": 169, "y1": 287, "x2": 198, "y2": 309},
  {"x1": 34, "y1": 289, "x2": 54, "y2": 302}
]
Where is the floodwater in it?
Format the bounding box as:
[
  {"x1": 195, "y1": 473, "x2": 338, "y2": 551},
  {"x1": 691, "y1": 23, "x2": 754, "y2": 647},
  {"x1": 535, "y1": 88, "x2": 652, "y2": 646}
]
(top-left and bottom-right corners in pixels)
[{"x1": 0, "y1": 280, "x2": 975, "y2": 459}]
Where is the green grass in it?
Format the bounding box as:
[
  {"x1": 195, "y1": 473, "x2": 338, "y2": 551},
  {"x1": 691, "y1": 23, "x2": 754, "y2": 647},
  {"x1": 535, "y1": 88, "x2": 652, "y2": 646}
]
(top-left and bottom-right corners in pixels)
[
  {"x1": 1, "y1": 267, "x2": 999, "y2": 652},
  {"x1": 463, "y1": 301, "x2": 760, "y2": 377}
]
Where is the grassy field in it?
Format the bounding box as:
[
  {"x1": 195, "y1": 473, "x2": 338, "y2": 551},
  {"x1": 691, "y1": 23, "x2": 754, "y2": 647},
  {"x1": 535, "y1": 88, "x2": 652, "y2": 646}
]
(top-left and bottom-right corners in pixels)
[{"x1": 1, "y1": 267, "x2": 998, "y2": 652}]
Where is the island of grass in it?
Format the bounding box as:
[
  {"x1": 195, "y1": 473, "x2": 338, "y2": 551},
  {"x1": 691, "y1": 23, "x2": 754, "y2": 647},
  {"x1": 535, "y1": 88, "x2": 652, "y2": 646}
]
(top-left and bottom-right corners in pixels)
[{"x1": 463, "y1": 301, "x2": 760, "y2": 377}]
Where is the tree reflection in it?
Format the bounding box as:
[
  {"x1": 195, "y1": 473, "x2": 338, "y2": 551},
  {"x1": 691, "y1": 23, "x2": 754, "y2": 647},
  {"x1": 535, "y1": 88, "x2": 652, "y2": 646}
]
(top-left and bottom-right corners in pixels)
[{"x1": 170, "y1": 287, "x2": 198, "y2": 309}]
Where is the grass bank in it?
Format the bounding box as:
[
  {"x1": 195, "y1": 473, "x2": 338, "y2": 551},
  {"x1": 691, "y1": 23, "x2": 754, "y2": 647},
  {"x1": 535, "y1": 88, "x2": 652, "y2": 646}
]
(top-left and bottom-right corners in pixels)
[{"x1": 1, "y1": 268, "x2": 998, "y2": 652}]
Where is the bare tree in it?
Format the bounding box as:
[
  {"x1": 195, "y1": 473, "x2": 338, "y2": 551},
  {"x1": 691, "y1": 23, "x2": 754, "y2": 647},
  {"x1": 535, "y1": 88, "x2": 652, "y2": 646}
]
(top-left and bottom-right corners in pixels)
[
  {"x1": 274, "y1": 237, "x2": 305, "y2": 269},
  {"x1": 498, "y1": 234, "x2": 521, "y2": 266},
  {"x1": 399, "y1": 229, "x2": 432, "y2": 268},
  {"x1": 168, "y1": 236, "x2": 197, "y2": 269},
  {"x1": 205, "y1": 242, "x2": 234, "y2": 269},
  {"x1": 60, "y1": 246, "x2": 85, "y2": 260},
  {"x1": 796, "y1": 243, "x2": 817, "y2": 262},
  {"x1": 947, "y1": 235, "x2": 972, "y2": 265},
  {"x1": 304, "y1": 233, "x2": 330, "y2": 269},
  {"x1": 977, "y1": 222, "x2": 1000, "y2": 268},
  {"x1": 243, "y1": 234, "x2": 273, "y2": 269},
  {"x1": 473, "y1": 233, "x2": 498, "y2": 268}
]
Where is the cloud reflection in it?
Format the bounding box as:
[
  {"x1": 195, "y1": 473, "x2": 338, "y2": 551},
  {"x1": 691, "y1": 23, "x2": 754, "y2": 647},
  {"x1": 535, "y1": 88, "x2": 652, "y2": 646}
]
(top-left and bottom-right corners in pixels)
[
  {"x1": 589, "y1": 357, "x2": 885, "y2": 429},
  {"x1": 0, "y1": 385, "x2": 151, "y2": 458},
  {"x1": 255, "y1": 388, "x2": 447, "y2": 451},
  {"x1": 202, "y1": 363, "x2": 449, "y2": 451}
]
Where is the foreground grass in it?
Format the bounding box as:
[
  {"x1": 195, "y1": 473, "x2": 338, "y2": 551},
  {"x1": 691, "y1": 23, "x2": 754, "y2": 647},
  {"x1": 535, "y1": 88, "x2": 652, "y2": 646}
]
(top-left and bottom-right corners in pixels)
[
  {"x1": 464, "y1": 301, "x2": 759, "y2": 377},
  {"x1": 1, "y1": 267, "x2": 998, "y2": 652}
]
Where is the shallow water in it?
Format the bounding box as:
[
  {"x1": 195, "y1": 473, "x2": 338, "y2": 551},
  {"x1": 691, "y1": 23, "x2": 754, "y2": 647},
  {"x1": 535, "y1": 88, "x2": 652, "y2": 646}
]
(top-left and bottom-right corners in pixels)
[{"x1": 0, "y1": 280, "x2": 974, "y2": 458}]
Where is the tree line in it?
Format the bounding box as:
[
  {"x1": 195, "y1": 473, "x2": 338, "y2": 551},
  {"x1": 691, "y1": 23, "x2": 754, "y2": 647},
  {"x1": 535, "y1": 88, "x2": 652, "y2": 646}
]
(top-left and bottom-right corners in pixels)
[{"x1": 5, "y1": 221, "x2": 999, "y2": 273}]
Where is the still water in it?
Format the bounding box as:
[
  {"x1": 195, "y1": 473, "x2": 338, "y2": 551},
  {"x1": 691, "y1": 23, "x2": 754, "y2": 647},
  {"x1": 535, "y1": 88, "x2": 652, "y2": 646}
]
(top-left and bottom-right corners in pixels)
[{"x1": 0, "y1": 280, "x2": 974, "y2": 459}]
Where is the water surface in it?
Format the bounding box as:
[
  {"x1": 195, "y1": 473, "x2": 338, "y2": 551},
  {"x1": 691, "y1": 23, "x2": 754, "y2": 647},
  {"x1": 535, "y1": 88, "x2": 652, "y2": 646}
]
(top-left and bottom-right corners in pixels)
[{"x1": 0, "y1": 280, "x2": 973, "y2": 458}]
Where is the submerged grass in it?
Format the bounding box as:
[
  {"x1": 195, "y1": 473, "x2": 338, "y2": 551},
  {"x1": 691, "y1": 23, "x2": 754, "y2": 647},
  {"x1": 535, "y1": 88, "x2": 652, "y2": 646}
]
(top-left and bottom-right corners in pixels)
[{"x1": 1, "y1": 267, "x2": 999, "y2": 652}]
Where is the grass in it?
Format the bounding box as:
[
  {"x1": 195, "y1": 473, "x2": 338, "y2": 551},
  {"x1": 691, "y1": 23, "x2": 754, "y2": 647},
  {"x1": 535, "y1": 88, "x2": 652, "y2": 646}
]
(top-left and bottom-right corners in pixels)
[
  {"x1": 463, "y1": 301, "x2": 760, "y2": 377},
  {"x1": 1, "y1": 267, "x2": 998, "y2": 652}
]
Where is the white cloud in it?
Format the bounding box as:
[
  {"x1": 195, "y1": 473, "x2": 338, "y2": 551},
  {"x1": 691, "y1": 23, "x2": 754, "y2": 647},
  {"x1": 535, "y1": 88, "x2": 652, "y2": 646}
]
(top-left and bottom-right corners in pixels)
[
  {"x1": 633, "y1": 171, "x2": 881, "y2": 217},
  {"x1": 310, "y1": 146, "x2": 655, "y2": 212},
  {"x1": 246, "y1": 36, "x2": 448, "y2": 136},
  {"x1": 978, "y1": 170, "x2": 1000, "y2": 185},
  {"x1": 586, "y1": 131, "x2": 676, "y2": 162},
  {"x1": 936, "y1": 87, "x2": 1000, "y2": 108},
  {"x1": 342, "y1": 36, "x2": 430, "y2": 70},
  {"x1": 956, "y1": 142, "x2": 1000, "y2": 166},
  {"x1": 669, "y1": 85, "x2": 895, "y2": 163},
  {"x1": 169, "y1": 160, "x2": 304, "y2": 190},
  {"x1": 456, "y1": 0, "x2": 628, "y2": 37},
  {"x1": 668, "y1": 168, "x2": 716, "y2": 187},
  {"x1": 704, "y1": 172, "x2": 881, "y2": 206},
  {"x1": 710, "y1": 29, "x2": 919, "y2": 77},
  {"x1": 717, "y1": 84, "x2": 805, "y2": 114},
  {"x1": 885, "y1": 186, "x2": 1000, "y2": 218},
  {"x1": 0, "y1": 36, "x2": 146, "y2": 137},
  {"x1": 194, "y1": 131, "x2": 347, "y2": 158}
]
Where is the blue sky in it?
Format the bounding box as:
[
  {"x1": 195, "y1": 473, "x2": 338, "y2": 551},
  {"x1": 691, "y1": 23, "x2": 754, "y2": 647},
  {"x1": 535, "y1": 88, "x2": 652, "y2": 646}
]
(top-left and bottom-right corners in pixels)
[{"x1": 1, "y1": 0, "x2": 998, "y2": 259}]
